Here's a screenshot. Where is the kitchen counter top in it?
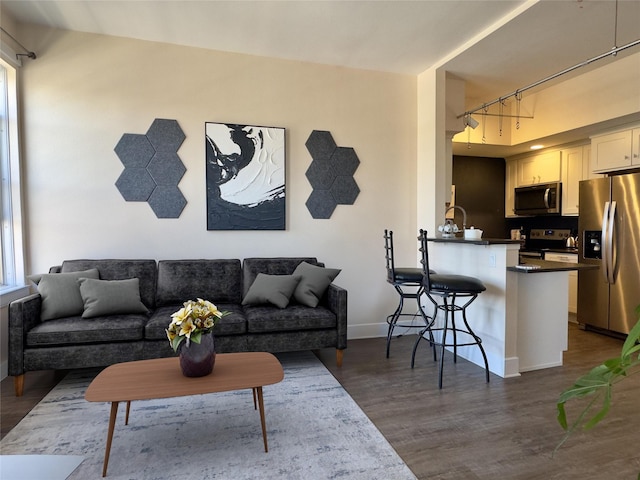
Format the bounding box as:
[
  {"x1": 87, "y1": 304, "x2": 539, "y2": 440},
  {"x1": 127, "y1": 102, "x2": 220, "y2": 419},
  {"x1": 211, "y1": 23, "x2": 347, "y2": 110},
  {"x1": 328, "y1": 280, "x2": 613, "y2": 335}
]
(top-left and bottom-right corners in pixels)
[
  {"x1": 428, "y1": 237, "x2": 521, "y2": 246},
  {"x1": 507, "y1": 258, "x2": 597, "y2": 273}
]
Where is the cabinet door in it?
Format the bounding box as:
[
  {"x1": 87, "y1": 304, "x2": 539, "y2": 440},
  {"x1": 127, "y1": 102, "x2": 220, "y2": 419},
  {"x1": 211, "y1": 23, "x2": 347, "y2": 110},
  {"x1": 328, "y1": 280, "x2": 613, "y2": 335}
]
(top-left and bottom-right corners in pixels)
[
  {"x1": 544, "y1": 253, "x2": 578, "y2": 314},
  {"x1": 517, "y1": 151, "x2": 561, "y2": 185},
  {"x1": 568, "y1": 271, "x2": 577, "y2": 314},
  {"x1": 633, "y1": 128, "x2": 640, "y2": 166},
  {"x1": 591, "y1": 129, "x2": 633, "y2": 172},
  {"x1": 561, "y1": 146, "x2": 583, "y2": 216},
  {"x1": 505, "y1": 160, "x2": 517, "y2": 217}
]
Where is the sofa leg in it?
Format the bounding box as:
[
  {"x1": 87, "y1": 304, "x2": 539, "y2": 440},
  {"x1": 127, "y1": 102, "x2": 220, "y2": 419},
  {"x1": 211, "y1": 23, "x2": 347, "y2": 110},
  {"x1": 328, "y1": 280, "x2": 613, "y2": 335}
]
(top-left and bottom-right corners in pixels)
[
  {"x1": 336, "y1": 349, "x2": 344, "y2": 368},
  {"x1": 14, "y1": 374, "x2": 24, "y2": 397}
]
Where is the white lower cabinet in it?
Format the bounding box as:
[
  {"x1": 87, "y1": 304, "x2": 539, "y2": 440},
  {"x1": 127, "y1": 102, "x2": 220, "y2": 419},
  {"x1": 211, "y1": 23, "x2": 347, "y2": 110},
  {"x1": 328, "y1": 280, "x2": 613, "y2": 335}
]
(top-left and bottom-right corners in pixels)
[{"x1": 544, "y1": 253, "x2": 578, "y2": 313}]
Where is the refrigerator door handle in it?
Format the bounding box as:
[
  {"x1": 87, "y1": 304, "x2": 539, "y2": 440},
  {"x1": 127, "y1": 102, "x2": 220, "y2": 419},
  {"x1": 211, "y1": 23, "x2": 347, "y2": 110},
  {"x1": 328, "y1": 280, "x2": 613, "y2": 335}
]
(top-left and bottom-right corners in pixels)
[
  {"x1": 607, "y1": 201, "x2": 617, "y2": 284},
  {"x1": 601, "y1": 201, "x2": 610, "y2": 283}
]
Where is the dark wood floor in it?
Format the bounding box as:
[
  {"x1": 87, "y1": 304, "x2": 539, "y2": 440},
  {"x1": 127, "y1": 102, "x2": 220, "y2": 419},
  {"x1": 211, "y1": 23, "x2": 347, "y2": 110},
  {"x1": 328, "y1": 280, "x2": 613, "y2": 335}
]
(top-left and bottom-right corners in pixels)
[
  {"x1": 315, "y1": 323, "x2": 640, "y2": 480},
  {"x1": 2, "y1": 324, "x2": 639, "y2": 479}
]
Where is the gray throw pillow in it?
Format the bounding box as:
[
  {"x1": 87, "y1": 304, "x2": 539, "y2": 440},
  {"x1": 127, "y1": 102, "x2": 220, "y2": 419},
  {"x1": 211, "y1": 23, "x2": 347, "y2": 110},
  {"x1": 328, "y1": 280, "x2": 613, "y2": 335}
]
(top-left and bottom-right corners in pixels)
[
  {"x1": 242, "y1": 273, "x2": 302, "y2": 309},
  {"x1": 26, "y1": 273, "x2": 44, "y2": 285},
  {"x1": 292, "y1": 262, "x2": 341, "y2": 307},
  {"x1": 37, "y1": 269, "x2": 100, "y2": 321},
  {"x1": 78, "y1": 277, "x2": 149, "y2": 319}
]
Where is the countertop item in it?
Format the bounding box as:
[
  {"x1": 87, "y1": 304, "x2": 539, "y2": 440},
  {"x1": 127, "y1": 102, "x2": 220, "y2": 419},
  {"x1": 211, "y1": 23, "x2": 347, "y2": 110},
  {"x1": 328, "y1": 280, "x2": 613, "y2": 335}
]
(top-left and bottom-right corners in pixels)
[{"x1": 463, "y1": 228, "x2": 483, "y2": 240}]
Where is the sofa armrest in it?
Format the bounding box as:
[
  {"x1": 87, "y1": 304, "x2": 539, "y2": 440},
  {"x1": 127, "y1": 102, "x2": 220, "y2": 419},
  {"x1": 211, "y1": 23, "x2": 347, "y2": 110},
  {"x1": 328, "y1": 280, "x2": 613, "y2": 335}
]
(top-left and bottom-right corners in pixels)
[
  {"x1": 8, "y1": 293, "x2": 42, "y2": 376},
  {"x1": 325, "y1": 284, "x2": 347, "y2": 350}
]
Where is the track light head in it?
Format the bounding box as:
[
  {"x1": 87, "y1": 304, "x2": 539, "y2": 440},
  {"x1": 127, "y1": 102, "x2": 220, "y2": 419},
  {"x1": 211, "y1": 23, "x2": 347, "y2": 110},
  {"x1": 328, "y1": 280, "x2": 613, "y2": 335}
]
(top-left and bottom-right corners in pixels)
[{"x1": 464, "y1": 114, "x2": 479, "y2": 129}]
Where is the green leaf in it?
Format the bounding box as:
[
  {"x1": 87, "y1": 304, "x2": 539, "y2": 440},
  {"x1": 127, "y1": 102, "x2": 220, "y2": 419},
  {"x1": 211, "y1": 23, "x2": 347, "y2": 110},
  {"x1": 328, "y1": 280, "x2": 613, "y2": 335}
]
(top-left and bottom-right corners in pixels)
[
  {"x1": 171, "y1": 336, "x2": 184, "y2": 352},
  {"x1": 557, "y1": 403, "x2": 568, "y2": 429},
  {"x1": 190, "y1": 331, "x2": 202, "y2": 344},
  {"x1": 622, "y1": 314, "x2": 640, "y2": 359},
  {"x1": 583, "y1": 387, "x2": 611, "y2": 430}
]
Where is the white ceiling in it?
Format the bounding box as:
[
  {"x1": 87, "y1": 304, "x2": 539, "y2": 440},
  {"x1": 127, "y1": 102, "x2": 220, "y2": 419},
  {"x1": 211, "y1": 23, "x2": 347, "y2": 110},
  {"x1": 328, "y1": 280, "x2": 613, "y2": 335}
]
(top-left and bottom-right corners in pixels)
[{"x1": 2, "y1": 0, "x2": 640, "y2": 156}]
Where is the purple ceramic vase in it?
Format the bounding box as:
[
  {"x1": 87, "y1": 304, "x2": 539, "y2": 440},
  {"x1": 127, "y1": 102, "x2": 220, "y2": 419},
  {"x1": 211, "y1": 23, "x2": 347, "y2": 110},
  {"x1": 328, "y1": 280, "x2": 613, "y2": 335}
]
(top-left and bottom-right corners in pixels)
[{"x1": 179, "y1": 333, "x2": 216, "y2": 377}]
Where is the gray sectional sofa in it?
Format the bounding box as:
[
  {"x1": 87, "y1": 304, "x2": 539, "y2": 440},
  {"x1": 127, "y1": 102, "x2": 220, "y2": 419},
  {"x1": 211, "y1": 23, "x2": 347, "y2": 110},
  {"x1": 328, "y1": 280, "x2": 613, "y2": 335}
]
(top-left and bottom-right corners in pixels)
[{"x1": 9, "y1": 257, "x2": 347, "y2": 396}]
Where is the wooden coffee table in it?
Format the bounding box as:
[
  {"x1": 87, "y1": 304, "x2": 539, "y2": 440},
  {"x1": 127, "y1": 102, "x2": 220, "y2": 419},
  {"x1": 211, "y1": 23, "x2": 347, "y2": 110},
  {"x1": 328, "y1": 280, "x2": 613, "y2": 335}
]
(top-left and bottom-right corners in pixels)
[{"x1": 85, "y1": 352, "x2": 284, "y2": 477}]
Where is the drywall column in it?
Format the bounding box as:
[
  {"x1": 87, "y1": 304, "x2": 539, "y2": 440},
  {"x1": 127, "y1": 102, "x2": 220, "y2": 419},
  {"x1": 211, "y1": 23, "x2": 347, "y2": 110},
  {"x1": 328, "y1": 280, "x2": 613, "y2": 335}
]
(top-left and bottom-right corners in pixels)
[
  {"x1": 417, "y1": 67, "x2": 447, "y2": 239},
  {"x1": 417, "y1": 69, "x2": 466, "y2": 240}
]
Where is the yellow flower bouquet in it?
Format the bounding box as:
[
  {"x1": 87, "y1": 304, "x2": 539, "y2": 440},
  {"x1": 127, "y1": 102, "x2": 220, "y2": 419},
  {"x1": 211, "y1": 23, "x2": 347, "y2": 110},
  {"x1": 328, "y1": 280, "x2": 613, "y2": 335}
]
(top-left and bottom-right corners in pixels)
[{"x1": 166, "y1": 298, "x2": 229, "y2": 352}]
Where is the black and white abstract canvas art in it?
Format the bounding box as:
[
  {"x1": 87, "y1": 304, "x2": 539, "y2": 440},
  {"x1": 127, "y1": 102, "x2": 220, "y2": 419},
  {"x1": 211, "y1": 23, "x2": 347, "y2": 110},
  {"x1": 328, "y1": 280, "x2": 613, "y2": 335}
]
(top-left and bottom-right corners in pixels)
[{"x1": 205, "y1": 122, "x2": 285, "y2": 230}]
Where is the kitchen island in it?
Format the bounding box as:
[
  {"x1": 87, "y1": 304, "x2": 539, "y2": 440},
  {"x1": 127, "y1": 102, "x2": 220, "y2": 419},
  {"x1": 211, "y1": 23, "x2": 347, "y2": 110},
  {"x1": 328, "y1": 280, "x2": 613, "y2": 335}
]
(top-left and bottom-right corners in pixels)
[{"x1": 424, "y1": 237, "x2": 596, "y2": 378}]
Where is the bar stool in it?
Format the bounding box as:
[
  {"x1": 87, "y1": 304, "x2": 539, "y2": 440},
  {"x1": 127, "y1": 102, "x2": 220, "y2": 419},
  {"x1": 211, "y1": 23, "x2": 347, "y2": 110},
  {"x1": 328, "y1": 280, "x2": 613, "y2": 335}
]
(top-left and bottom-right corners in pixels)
[
  {"x1": 383, "y1": 229, "x2": 429, "y2": 358},
  {"x1": 411, "y1": 229, "x2": 489, "y2": 388}
]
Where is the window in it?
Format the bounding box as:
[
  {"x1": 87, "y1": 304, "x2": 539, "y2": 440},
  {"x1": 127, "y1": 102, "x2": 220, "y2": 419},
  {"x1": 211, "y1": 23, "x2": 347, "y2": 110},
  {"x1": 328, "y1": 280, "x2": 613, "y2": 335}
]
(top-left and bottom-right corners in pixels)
[
  {"x1": 1, "y1": 62, "x2": 12, "y2": 285},
  {"x1": 0, "y1": 57, "x2": 25, "y2": 295}
]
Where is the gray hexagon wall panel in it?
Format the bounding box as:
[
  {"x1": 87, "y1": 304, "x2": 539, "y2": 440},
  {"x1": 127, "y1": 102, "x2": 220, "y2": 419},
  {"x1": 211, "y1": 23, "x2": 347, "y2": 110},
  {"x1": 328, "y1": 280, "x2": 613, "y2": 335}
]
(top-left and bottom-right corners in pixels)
[
  {"x1": 115, "y1": 119, "x2": 187, "y2": 218},
  {"x1": 305, "y1": 130, "x2": 360, "y2": 219}
]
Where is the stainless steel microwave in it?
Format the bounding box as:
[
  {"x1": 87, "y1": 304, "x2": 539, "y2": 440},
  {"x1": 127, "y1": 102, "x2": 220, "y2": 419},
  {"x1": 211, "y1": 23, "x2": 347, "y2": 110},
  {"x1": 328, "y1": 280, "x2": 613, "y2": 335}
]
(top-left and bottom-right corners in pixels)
[{"x1": 514, "y1": 182, "x2": 561, "y2": 215}]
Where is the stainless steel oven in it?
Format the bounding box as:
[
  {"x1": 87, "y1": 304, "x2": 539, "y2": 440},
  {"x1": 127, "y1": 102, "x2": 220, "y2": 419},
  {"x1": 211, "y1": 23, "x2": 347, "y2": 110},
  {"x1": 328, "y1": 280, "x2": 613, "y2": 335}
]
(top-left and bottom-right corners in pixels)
[{"x1": 519, "y1": 228, "x2": 576, "y2": 263}]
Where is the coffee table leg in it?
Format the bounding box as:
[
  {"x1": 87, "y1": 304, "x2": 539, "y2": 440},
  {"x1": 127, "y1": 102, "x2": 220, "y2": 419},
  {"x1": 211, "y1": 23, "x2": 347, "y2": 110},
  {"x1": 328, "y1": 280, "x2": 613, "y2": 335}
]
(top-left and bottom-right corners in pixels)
[
  {"x1": 252, "y1": 388, "x2": 257, "y2": 410},
  {"x1": 125, "y1": 401, "x2": 131, "y2": 425},
  {"x1": 103, "y1": 401, "x2": 119, "y2": 477},
  {"x1": 256, "y1": 387, "x2": 269, "y2": 452}
]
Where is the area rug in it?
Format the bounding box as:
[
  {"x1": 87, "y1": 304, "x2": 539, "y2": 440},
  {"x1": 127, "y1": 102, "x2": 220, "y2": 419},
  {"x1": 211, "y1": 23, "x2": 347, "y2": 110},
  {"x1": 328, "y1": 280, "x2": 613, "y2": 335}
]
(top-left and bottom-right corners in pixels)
[{"x1": 0, "y1": 352, "x2": 417, "y2": 480}]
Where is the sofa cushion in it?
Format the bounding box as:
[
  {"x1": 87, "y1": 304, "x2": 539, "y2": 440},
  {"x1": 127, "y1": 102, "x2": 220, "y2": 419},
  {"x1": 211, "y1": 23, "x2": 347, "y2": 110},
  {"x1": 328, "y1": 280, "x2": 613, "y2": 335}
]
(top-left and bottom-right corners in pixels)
[
  {"x1": 243, "y1": 304, "x2": 337, "y2": 333},
  {"x1": 242, "y1": 273, "x2": 301, "y2": 309},
  {"x1": 26, "y1": 315, "x2": 147, "y2": 346},
  {"x1": 156, "y1": 260, "x2": 242, "y2": 307},
  {"x1": 145, "y1": 304, "x2": 247, "y2": 340},
  {"x1": 242, "y1": 257, "x2": 320, "y2": 296},
  {"x1": 37, "y1": 269, "x2": 100, "y2": 321},
  {"x1": 60, "y1": 260, "x2": 157, "y2": 309},
  {"x1": 78, "y1": 277, "x2": 149, "y2": 319},
  {"x1": 291, "y1": 262, "x2": 341, "y2": 307}
]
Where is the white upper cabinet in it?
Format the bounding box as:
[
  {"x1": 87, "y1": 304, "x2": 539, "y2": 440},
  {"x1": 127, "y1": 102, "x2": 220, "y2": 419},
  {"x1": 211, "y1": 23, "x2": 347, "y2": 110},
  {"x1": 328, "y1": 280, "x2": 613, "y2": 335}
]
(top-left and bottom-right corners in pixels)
[
  {"x1": 561, "y1": 145, "x2": 587, "y2": 216},
  {"x1": 505, "y1": 160, "x2": 517, "y2": 218},
  {"x1": 591, "y1": 126, "x2": 640, "y2": 173},
  {"x1": 517, "y1": 151, "x2": 561, "y2": 186}
]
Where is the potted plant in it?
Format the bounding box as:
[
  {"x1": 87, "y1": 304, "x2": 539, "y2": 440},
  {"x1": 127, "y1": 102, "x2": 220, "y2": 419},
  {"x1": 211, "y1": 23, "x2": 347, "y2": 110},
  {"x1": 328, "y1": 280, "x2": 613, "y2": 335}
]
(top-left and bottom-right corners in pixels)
[
  {"x1": 166, "y1": 298, "x2": 229, "y2": 377},
  {"x1": 556, "y1": 304, "x2": 640, "y2": 478}
]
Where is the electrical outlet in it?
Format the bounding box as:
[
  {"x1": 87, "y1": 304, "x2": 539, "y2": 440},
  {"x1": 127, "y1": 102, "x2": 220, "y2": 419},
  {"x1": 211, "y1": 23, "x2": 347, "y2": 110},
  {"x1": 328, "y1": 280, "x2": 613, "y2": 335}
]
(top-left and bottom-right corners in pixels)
[{"x1": 488, "y1": 254, "x2": 496, "y2": 268}]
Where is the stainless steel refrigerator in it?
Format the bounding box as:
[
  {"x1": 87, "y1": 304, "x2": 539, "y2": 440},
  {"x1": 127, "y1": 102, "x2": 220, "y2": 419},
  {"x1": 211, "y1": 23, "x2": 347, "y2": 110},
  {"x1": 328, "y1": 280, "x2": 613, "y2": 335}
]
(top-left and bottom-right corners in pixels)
[{"x1": 578, "y1": 172, "x2": 640, "y2": 335}]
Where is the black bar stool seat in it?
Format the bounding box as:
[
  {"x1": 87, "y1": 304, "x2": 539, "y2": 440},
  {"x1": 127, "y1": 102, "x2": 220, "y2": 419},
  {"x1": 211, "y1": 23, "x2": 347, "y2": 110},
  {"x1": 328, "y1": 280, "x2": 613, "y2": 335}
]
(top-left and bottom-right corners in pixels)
[
  {"x1": 392, "y1": 268, "x2": 424, "y2": 284},
  {"x1": 428, "y1": 274, "x2": 486, "y2": 294},
  {"x1": 411, "y1": 229, "x2": 490, "y2": 389}
]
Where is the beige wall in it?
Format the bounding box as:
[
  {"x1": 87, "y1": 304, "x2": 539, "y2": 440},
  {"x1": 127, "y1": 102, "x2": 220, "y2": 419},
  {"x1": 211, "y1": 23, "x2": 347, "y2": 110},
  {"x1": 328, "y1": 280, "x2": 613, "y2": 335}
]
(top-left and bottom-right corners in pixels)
[{"x1": 17, "y1": 26, "x2": 418, "y2": 339}]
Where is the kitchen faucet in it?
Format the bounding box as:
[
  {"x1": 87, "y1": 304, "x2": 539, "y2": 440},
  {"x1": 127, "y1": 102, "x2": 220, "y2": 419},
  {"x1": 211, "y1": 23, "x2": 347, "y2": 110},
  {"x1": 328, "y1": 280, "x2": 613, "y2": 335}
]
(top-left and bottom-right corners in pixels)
[{"x1": 445, "y1": 205, "x2": 467, "y2": 231}]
